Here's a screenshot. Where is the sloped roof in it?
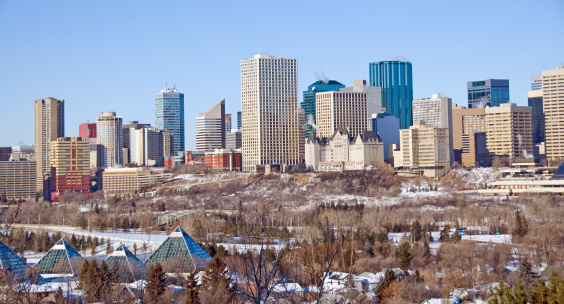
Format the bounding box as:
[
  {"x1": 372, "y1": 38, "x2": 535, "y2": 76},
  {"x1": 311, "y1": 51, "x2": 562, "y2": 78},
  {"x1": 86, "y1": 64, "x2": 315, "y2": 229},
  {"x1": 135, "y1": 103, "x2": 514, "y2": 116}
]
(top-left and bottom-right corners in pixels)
[
  {"x1": 308, "y1": 80, "x2": 345, "y2": 87},
  {"x1": 552, "y1": 163, "x2": 564, "y2": 180},
  {"x1": 0, "y1": 240, "x2": 26, "y2": 279},
  {"x1": 36, "y1": 239, "x2": 82, "y2": 275},
  {"x1": 357, "y1": 130, "x2": 382, "y2": 143},
  {"x1": 106, "y1": 243, "x2": 144, "y2": 283},
  {"x1": 144, "y1": 226, "x2": 212, "y2": 272}
]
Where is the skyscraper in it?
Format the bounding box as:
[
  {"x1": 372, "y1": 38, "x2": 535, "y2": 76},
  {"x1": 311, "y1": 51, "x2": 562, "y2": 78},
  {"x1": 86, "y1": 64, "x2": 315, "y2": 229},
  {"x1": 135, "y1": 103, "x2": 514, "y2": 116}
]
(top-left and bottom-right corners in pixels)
[
  {"x1": 339, "y1": 80, "x2": 382, "y2": 131},
  {"x1": 485, "y1": 103, "x2": 533, "y2": 159},
  {"x1": 542, "y1": 66, "x2": 564, "y2": 160},
  {"x1": 467, "y1": 79, "x2": 509, "y2": 108},
  {"x1": 96, "y1": 112, "x2": 123, "y2": 168},
  {"x1": 315, "y1": 91, "x2": 367, "y2": 139},
  {"x1": 237, "y1": 111, "x2": 242, "y2": 130},
  {"x1": 79, "y1": 123, "x2": 96, "y2": 139},
  {"x1": 35, "y1": 97, "x2": 64, "y2": 200},
  {"x1": 531, "y1": 75, "x2": 542, "y2": 90},
  {"x1": 196, "y1": 100, "x2": 226, "y2": 151},
  {"x1": 155, "y1": 86, "x2": 184, "y2": 154},
  {"x1": 225, "y1": 114, "x2": 232, "y2": 133},
  {"x1": 50, "y1": 137, "x2": 90, "y2": 201},
  {"x1": 241, "y1": 54, "x2": 300, "y2": 172},
  {"x1": 528, "y1": 89, "x2": 544, "y2": 145},
  {"x1": 369, "y1": 61, "x2": 413, "y2": 129},
  {"x1": 301, "y1": 80, "x2": 345, "y2": 139}
]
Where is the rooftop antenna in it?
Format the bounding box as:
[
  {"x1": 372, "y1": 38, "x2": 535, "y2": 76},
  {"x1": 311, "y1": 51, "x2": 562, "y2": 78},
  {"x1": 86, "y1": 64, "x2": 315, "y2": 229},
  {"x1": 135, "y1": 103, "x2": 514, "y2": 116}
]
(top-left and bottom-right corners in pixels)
[{"x1": 173, "y1": 83, "x2": 176, "y2": 90}]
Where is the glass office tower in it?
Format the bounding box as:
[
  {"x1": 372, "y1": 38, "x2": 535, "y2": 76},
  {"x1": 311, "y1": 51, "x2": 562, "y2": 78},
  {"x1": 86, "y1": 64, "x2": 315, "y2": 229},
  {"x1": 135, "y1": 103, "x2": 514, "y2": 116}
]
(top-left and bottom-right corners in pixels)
[
  {"x1": 369, "y1": 61, "x2": 413, "y2": 129},
  {"x1": 300, "y1": 80, "x2": 345, "y2": 139},
  {"x1": 467, "y1": 79, "x2": 509, "y2": 108},
  {"x1": 155, "y1": 87, "x2": 184, "y2": 154}
]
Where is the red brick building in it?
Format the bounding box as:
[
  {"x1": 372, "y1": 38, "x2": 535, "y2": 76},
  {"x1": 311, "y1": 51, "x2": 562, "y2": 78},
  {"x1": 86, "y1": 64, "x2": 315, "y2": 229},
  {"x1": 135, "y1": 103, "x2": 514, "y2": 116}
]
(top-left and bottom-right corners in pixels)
[
  {"x1": 204, "y1": 149, "x2": 242, "y2": 171},
  {"x1": 79, "y1": 123, "x2": 97, "y2": 139}
]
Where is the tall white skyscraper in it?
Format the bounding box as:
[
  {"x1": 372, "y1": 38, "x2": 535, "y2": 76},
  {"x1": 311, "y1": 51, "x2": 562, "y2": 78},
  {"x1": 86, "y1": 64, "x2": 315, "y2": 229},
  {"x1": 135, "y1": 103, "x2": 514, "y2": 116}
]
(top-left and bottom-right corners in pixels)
[
  {"x1": 241, "y1": 54, "x2": 300, "y2": 172},
  {"x1": 155, "y1": 86, "x2": 184, "y2": 154},
  {"x1": 195, "y1": 100, "x2": 225, "y2": 151},
  {"x1": 97, "y1": 112, "x2": 123, "y2": 168},
  {"x1": 543, "y1": 66, "x2": 564, "y2": 160}
]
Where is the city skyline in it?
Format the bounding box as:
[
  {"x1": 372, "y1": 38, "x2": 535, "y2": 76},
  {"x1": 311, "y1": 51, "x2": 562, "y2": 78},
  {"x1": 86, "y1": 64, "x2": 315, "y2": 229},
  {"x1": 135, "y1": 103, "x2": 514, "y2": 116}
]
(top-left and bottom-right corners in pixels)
[{"x1": 0, "y1": 1, "x2": 563, "y2": 149}]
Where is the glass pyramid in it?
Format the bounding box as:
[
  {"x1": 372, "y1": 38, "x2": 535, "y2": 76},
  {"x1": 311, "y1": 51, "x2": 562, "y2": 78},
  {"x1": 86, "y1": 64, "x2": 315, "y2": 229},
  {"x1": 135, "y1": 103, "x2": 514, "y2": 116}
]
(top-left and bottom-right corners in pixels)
[
  {"x1": 0, "y1": 240, "x2": 26, "y2": 280},
  {"x1": 106, "y1": 243, "x2": 144, "y2": 283},
  {"x1": 144, "y1": 226, "x2": 212, "y2": 273},
  {"x1": 36, "y1": 239, "x2": 82, "y2": 275},
  {"x1": 552, "y1": 163, "x2": 564, "y2": 180}
]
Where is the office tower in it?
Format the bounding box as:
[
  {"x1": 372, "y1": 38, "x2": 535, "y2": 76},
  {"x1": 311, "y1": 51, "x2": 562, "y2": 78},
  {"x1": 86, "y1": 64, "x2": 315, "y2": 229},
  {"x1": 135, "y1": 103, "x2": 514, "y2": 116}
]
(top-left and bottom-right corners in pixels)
[
  {"x1": 371, "y1": 112, "x2": 400, "y2": 163},
  {"x1": 301, "y1": 79, "x2": 345, "y2": 139},
  {"x1": 485, "y1": 103, "x2": 533, "y2": 159},
  {"x1": 542, "y1": 66, "x2": 564, "y2": 160},
  {"x1": 339, "y1": 80, "x2": 382, "y2": 131},
  {"x1": 196, "y1": 100, "x2": 226, "y2": 151},
  {"x1": 226, "y1": 130, "x2": 242, "y2": 149},
  {"x1": 528, "y1": 89, "x2": 544, "y2": 145},
  {"x1": 531, "y1": 75, "x2": 542, "y2": 90},
  {"x1": 35, "y1": 97, "x2": 64, "y2": 200},
  {"x1": 225, "y1": 114, "x2": 232, "y2": 133},
  {"x1": 393, "y1": 121, "x2": 450, "y2": 178},
  {"x1": 123, "y1": 121, "x2": 151, "y2": 164},
  {"x1": 79, "y1": 123, "x2": 97, "y2": 139},
  {"x1": 0, "y1": 160, "x2": 36, "y2": 201},
  {"x1": 0, "y1": 147, "x2": 11, "y2": 162},
  {"x1": 412, "y1": 93, "x2": 454, "y2": 164},
  {"x1": 130, "y1": 127, "x2": 173, "y2": 167},
  {"x1": 96, "y1": 112, "x2": 123, "y2": 168},
  {"x1": 369, "y1": 60, "x2": 413, "y2": 129},
  {"x1": 237, "y1": 111, "x2": 242, "y2": 130},
  {"x1": 241, "y1": 54, "x2": 300, "y2": 172},
  {"x1": 461, "y1": 132, "x2": 489, "y2": 167},
  {"x1": 50, "y1": 137, "x2": 90, "y2": 201},
  {"x1": 155, "y1": 86, "x2": 184, "y2": 154},
  {"x1": 467, "y1": 79, "x2": 509, "y2": 108},
  {"x1": 316, "y1": 91, "x2": 367, "y2": 139},
  {"x1": 452, "y1": 106, "x2": 487, "y2": 165}
]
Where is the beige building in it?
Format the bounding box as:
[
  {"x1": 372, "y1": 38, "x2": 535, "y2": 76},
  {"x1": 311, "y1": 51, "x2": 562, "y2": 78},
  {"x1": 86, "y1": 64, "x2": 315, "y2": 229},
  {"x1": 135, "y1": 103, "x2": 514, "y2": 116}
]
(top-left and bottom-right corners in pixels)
[
  {"x1": 316, "y1": 91, "x2": 367, "y2": 139},
  {"x1": 51, "y1": 137, "x2": 90, "y2": 201},
  {"x1": 102, "y1": 167, "x2": 171, "y2": 197},
  {"x1": 452, "y1": 106, "x2": 487, "y2": 165},
  {"x1": 0, "y1": 161, "x2": 37, "y2": 201},
  {"x1": 305, "y1": 128, "x2": 384, "y2": 171},
  {"x1": 485, "y1": 103, "x2": 533, "y2": 159},
  {"x1": 35, "y1": 97, "x2": 64, "y2": 200},
  {"x1": 240, "y1": 54, "x2": 300, "y2": 172},
  {"x1": 339, "y1": 79, "x2": 382, "y2": 130},
  {"x1": 393, "y1": 121, "x2": 450, "y2": 178},
  {"x1": 130, "y1": 127, "x2": 173, "y2": 167},
  {"x1": 195, "y1": 100, "x2": 225, "y2": 151},
  {"x1": 542, "y1": 66, "x2": 564, "y2": 160}
]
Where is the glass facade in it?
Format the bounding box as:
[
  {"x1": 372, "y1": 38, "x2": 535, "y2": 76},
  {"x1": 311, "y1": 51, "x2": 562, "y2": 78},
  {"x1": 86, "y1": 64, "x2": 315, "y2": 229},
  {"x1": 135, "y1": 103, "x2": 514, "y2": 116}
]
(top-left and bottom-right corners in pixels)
[
  {"x1": 369, "y1": 61, "x2": 413, "y2": 129},
  {"x1": 0, "y1": 241, "x2": 26, "y2": 279},
  {"x1": 300, "y1": 80, "x2": 345, "y2": 139},
  {"x1": 155, "y1": 88, "x2": 185, "y2": 154},
  {"x1": 36, "y1": 239, "x2": 82, "y2": 275},
  {"x1": 106, "y1": 243, "x2": 144, "y2": 283},
  {"x1": 528, "y1": 94, "x2": 544, "y2": 144},
  {"x1": 467, "y1": 79, "x2": 509, "y2": 108}
]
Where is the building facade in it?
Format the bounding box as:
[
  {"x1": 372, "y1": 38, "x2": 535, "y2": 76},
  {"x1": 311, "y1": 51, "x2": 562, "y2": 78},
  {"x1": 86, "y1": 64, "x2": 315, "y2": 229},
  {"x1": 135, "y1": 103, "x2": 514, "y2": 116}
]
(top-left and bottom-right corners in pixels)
[
  {"x1": 0, "y1": 161, "x2": 36, "y2": 201},
  {"x1": 240, "y1": 54, "x2": 300, "y2": 172},
  {"x1": 195, "y1": 100, "x2": 226, "y2": 151},
  {"x1": 301, "y1": 80, "x2": 345, "y2": 139},
  {"x1": 339, "y1": 79, "x2": 382, "y2": 131},
  {"x1": 452, "y1": 106, "x2": 487, "y2": 165},
  {"x1": 0, "y1": 147, "x2": 11, "y2": 162},
  {"x1": 96, "y1": 112, "x2": 123, "y2": 168},
  {"x1": 204, "y1": 149, "x2": 242, "y2": 172},
  {"x1": 531, "y1": 75, "x2": 542, "y2": 91},
  {"x1": 393, "y1": 121, "x2": 450, "y2": 178},
  {"x1": 130, "y1": 127, "x2": 173, "y2": 167},
  {"x1": 485, "y1": 103, "x2": 533, "y2": 159},
  {"x1": 102, "y1": 167, "x2": 171, "y2": 197},
  {"x1": 542, "y1": 66, "x2": 564, "y2": 160},
  {"x1": 371, "y1": 112, "x2": 400, "y2": 164},
  {"x1": 369, "y1": 61, "x2": 413, "y2": 129},
  {"x1": 225, "y1": 114, "x2": 232, "y2": 133},
  {"x1": 226, "y1": 130, "x2": 242, "y2": 149},
  {"x1": 155, "y1": 86, "x2": 184, "y2": 154},
  {"x1": 35, "y1": 97, "x2": 64, "y2": 200},
  {"x1": 315, "y1": 91, "x2": 367, "y2": 139},
  {"x1": 79, "y1": 123, "x2": 97, "y2": 139},
  {"x1": 528, "y1": 89, "x2": 544, "y2": 146},
  {"x1": 305, "y1": 128, "x2": 384, "y2": 171},
  {"x1": 237, "y1": 111, "x2": 242, "y2": 130},
  {"x1": 50, "y1": 137, "x2": 90, "y2": 201},
  {"x1": 467, "y1": 79, "x2": 509, "y2": 108}
]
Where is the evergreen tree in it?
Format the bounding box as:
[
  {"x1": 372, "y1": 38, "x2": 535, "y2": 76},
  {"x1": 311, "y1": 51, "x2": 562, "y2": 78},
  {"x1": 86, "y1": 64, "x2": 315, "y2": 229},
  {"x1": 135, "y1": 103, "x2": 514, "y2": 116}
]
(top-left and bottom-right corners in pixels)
[
  {"x1": 55, "y1": 287, "x2": 64, "y2": 304},
  {"x1": 530, "y1": 279, "x2": 549, "y2": 304},
  {"x1": 146, "y1": 263, "x2": 167, "y2": 302},
  {"x1": 98, "y1": 261, "x2": 111, "y2": 301},
  {"x1": 452, "y1": 229, "x2": 461, "y2": 243},
  {"x1": 439, "y1": 225, "x2": 451, "y2": 243},
  {"x1": 515, "y1": 283, "x2": 528, "y2": 304},
  {"x1": 201, "y1": 255, "x2": 232, "y2": 302},
  {"x1": 186, "y1": 271, "x2": 200, "y2": 304},
  {"x1": 394, "y1": 242, "x2": 412, "y2": 274},
  {"x1": 375, "y1": 269, "x2": 396, "y2": 302},
  {"x1": 78, "y1": 260, "x2": 90, "y2": 290},
  {"x1": 106, "y1": 240, "x2": 113, "y2": 255},
  {"x1": 512, "y1": 210, "x2": 529, "y2": 239},
  {"x1": 411, "y1": 220, "x2": 422, "y2": 242}
]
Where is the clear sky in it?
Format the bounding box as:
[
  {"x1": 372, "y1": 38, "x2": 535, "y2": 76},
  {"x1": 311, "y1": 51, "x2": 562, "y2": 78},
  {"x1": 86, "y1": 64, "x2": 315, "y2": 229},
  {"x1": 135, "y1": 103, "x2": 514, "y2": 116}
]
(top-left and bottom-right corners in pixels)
[{"x1": 1, "y1": 0, "x2": 563, "y2": 149}]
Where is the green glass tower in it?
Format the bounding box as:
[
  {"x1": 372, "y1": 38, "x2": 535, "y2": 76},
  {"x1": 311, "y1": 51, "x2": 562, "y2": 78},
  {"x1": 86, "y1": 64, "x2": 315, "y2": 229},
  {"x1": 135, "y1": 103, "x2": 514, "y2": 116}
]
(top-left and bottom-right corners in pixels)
[{"x1": 300, "y1": 80, "x2": 345, "y2": 139}]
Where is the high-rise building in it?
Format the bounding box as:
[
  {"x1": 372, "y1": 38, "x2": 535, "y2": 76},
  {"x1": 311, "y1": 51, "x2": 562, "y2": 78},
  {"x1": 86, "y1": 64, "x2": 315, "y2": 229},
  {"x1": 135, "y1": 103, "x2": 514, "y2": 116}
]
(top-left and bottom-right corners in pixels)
[
  {"x1": 339, "y1": 80, "x2": 382, "y2": 131},
  {"x1": 542, "y1": 66, "x2": 564, "y2": 160},
  {"x1": 467, "y1": 79, "x2": 509, "y2": 108},
  {"x1": 412, "y1": 93, "x2": 454, "y2": 164},
  {"x1": 0, "y1": 160, "x2": 36, "y2": 201},
  {"x1": 155, "y1": 86, "x2": 184, "y2": 154},
  {"x1": 196, "y1": 100, "x2": 226, "y2": 151},
  {"x1": 452, "y1": 106, "x2": 488, "y2": 166},
  {"x1": 369, "y1": 60, "x2": 413, "y2": 129},
  {"x1": 50, "y1": 137, "x2": 90, "y2": 201},
  {"x1": 123, "y1": 121, "x2": 151, "y2": 164},
  {"x1": 96, "y1": 112, "x2": 123, "y2": 168},
  {"x1": 531, "y1": 75, "x2": 542, "y2": 90},
  {"x1": 35, "y1": 97, "x2": 64, "y2": 200},
  {"x1": 130, "y1": 127, "x2": 173, "y2": 167},
  {"x1": 226, "y1": 130, "x2": 242, "y2": 149},
  {"x1": 528, "y1": 89, "x2": 544, "y2": 145},
  {"x1": 0, "y1": 147, "x2": 11, "y2": 162},
  {"x1": 79, "y1": 123, "x2": 97, "y2": 139},
  {"x1": 301, "y1": 80, "x2": 345, "y2": 139},
  {"x1": 241, "y1": 54, "x2": 300, "y2": 172},
  {"x1": 237, "y1": 111, "x2": 242, "y2": 130},
  {"x1": 393, "y1": 121, "x2": 450, "y2": 178},
  {"x1": 315, "y1": 91, "x2": 367, "y2": 139},
  {"x1": 225, "y1": 114, "x2": 232, "y2": 133},
  {"x1": 485, "y1": 103, "x2": 533, "y2": 159},
  {"x1": 371, "y1": 112, "x2": 400, "y2": 164}
]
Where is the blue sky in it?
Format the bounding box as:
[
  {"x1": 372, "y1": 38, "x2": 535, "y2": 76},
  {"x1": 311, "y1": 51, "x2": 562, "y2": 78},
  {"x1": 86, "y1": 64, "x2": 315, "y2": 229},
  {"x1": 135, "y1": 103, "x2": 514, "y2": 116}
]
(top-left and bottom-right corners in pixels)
[{"x1": 1, "y1": 0, "x2": 563, "y2": 149}]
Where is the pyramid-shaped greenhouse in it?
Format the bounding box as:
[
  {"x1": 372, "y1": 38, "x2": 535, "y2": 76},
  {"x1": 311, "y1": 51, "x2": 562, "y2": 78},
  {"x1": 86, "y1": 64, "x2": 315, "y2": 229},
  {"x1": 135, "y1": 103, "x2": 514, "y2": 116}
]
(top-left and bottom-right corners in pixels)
[
  {"x1": 145, "y1": 226, "x2": 212, "y2": 273},
  {"x1": 106, "y1": 243, "x2": 144, "y2": 283},
  {"x1": 0, "y1": 240, "x2": 26, "y2": 279},
  {"x1": 36, "y1": 239, "x2": 82, "y2": 275}
]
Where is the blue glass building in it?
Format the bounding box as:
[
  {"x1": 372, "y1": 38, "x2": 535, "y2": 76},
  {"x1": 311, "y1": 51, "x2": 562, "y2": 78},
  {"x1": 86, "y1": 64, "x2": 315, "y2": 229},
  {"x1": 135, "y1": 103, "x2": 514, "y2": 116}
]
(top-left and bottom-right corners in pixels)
[
  {"x1": 369, "y1": 61, "x2": 413, "y2": 129},
  {"x1": 371, "y1": 112, "x2": 400, "y2": 163},
  {"x1": 155, "y1": 87, "x2": 185, "y2": 154},
  {"x1": 300, "y1": 80, "x2": 345, "y2": 139},
  {"x1": 467, "y1": 79, "x2": 509, "y2": 108}
]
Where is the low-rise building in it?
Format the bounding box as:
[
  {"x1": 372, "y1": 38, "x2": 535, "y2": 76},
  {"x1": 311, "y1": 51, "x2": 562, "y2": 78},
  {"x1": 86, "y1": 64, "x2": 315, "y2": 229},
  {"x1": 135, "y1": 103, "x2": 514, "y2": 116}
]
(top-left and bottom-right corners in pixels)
[
  {"x1": 204, "y1": 149, "x2": 242, "y2": 172},
  {"x1": 102, "y1": 167, "x2": 171, "y2": 197},
  {"x1": 305, "y1": 128, "x2": 384, "y2": 172}
]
